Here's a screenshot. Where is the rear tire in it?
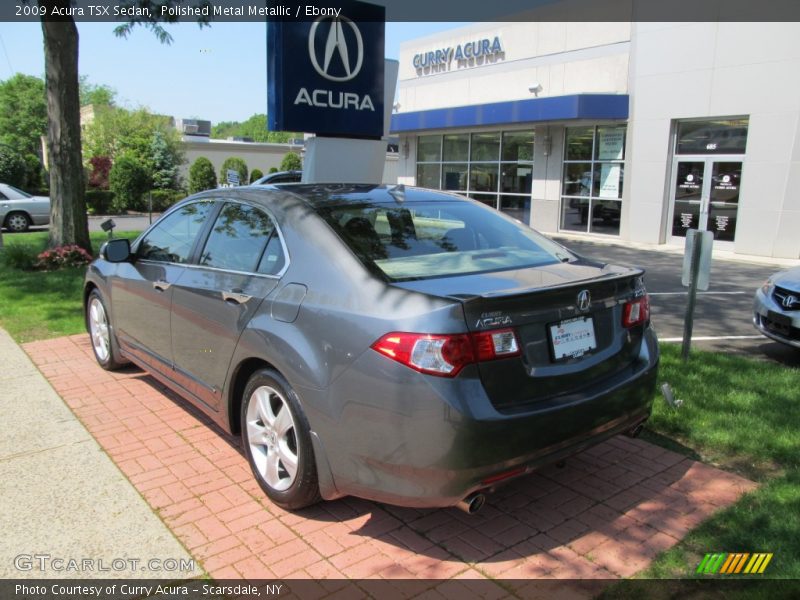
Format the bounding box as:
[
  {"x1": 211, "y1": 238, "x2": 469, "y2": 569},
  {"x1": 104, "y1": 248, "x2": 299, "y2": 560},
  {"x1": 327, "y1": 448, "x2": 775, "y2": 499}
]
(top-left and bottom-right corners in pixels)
[
  {"x1": 86, "y1": 289, "x2": 128, "y2": 370},
  {"x1": 4, "y1": 211, "x2": 31, "y2": 233},
  {"x1": 241, "y1": 368, "x2": 321, "y2": 510}
]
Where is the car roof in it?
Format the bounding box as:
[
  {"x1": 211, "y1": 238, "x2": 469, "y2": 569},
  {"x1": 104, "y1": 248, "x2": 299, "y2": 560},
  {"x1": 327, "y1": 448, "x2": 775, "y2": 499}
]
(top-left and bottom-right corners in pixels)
[{"x1": 261, "y1": 184, "x2": 464, "y2": 208}]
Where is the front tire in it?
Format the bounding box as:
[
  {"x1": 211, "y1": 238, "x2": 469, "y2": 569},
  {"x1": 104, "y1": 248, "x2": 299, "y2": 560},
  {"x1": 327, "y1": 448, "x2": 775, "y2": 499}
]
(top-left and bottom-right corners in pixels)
[
  {"x1": 4, "y1": 211, "x2": 31, "y2": 233},
  {"x1": 241, "y1": 369, "x2": 321, "y2": 510},
  {"x1": 86, "y1": 289, "x2": 127, "y2": 370}
]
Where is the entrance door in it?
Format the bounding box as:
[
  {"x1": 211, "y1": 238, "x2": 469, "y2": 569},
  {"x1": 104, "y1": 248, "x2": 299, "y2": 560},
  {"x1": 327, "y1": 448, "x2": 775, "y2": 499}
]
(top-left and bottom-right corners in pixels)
[{"x1": 669, "y1": 157, "x2": 742, "y2": 245}]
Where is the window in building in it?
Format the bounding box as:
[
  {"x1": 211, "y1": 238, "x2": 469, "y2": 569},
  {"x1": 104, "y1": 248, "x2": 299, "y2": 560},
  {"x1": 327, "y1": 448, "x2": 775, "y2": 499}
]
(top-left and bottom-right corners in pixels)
[
  {"x1": 560, "y1": 126, "x2": 626, "y2": 236},
  {"x1": 676, "y1": 118, "x2": 748, "y2": 155},
  {"x1": 415, "y1": 130, "x2": 533, "y2": 224}
]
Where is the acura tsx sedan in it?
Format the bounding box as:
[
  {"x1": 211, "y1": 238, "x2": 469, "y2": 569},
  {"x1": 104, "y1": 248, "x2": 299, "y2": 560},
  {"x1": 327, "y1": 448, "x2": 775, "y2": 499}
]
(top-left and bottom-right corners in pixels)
[
  {"x1": 753, "y1": 266, "x2": 800, "y2": 349},
  {"x1": 84, "y1": 184, "x2": 659, "y2": 512}
]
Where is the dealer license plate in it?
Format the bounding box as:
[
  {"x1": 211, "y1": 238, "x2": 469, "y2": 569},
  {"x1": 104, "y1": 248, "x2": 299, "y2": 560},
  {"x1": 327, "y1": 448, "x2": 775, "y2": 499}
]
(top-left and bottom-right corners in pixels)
[{"x1": 549, "y1": 316, "x2": 597, "y2": 360}]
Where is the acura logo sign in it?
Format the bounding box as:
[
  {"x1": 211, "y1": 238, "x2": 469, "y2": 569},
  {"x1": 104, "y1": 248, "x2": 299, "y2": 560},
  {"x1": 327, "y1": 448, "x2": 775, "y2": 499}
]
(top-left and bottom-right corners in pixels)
[
  {"x1": 577, "y1": 290, "x2": 591, "y2": 312},
  {"x1": 308, "y1": 17, "x2": 364, "y2": 82}
]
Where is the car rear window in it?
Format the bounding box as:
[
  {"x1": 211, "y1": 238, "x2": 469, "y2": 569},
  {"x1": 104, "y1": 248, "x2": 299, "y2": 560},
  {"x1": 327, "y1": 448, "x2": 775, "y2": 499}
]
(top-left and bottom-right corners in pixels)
[{"x1": 316, "y1": 200, "x2": 572, "y2": 281}]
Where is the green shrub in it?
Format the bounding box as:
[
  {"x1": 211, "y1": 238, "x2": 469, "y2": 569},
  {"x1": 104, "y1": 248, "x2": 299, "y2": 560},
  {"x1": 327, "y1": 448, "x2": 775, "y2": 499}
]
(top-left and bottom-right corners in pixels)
[
  {"x1": 0, "y1": 145, "x2": 26, "y2": 188},
  {"x1": 146, "y1": 189, "x2": 186, "y2": 212},
  {"x1": 84, "y1": 190, "x2": 114, "y2": 214},
  {"x1": 109, "y1": 155, "x2": 150, "y2": 213},
  {"x1": 188, "y1": 157, "x2": 217, "y2": 194},
  {"x1": 268, "y1": 167, "x2": 278, "y2": 174},
  {"x1": 280, "y1": 151, "x2": 302, "y2": 172},
  {"x1": 249, "y1": 169, "x2": 263, "y2": 184},
  {"x1": 220, "y1": 157, "x2": 248, "y2": 186},
  {"x1": 0, "y1": 243, "x2": 40, "y2": 270},
  {"x1": 23, "y1": 154, "x2": 45, "y2": 189}
]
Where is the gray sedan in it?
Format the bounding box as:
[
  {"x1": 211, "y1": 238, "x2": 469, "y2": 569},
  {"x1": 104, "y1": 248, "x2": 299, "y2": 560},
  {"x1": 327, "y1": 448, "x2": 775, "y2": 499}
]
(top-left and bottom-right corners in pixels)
[
  {"x1": 83, "y1": 185, "x2": 659, "y2": 512},
  {"x1": 0, "y1": 183, "x2": 50, "y2": 232},
  {"x1": 754, "y1": 266, "x2": 800, "y2": 349}
]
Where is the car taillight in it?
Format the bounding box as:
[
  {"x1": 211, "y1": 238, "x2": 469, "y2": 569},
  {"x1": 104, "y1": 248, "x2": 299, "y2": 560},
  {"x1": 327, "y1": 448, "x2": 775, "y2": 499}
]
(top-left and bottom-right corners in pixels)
[
  {"x1": 622, "y1": 295, "x2": 650, "y2": 328},
  {"x1": 371, "y1": 328, "x2": 520, "y2": 377}
]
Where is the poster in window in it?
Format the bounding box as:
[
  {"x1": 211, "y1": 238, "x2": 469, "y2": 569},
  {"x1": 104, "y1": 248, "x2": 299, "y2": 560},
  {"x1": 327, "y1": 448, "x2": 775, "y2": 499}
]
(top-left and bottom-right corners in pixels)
[
  {"x1": 599, "y1": 164, "x2": 621, "y2": 198},
  {"x1": 597, "y1": 129, "x2": 625, "y2": 160}
]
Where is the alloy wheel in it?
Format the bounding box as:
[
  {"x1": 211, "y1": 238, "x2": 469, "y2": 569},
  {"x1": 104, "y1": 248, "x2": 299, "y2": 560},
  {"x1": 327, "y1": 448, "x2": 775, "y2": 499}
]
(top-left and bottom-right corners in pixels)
[
  {"x1": 88, "y1": 297, "x2": 110, "y2": 362},
  {"x1": 245, "y1": 385, "x2": 299, "y2": 491},
  {"x1": 6, "y1": 213, "x2": 29, "y2": 232}
]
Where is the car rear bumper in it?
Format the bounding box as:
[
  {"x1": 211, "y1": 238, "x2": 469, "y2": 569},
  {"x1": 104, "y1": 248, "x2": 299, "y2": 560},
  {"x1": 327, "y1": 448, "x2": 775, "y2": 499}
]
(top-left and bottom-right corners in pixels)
[{"x1": 303, "y1": 327, "x2": 659, "y2": 508}]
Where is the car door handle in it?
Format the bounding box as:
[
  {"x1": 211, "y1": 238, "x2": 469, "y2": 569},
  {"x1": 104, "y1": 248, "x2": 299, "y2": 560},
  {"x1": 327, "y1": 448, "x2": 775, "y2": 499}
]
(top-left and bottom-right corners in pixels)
[
  {"x1": 153, "y1": 280, "x2": 171, "y2": 292},
  {"x1": 222, "y1": 290, "x2": 251, "y2": 304}
]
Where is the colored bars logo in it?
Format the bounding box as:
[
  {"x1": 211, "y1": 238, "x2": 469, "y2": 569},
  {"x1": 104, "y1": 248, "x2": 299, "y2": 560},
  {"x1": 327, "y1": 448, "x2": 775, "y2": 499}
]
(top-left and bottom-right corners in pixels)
[{"x1": 697, "y1": 553, "x2": 773, "y2": 574}]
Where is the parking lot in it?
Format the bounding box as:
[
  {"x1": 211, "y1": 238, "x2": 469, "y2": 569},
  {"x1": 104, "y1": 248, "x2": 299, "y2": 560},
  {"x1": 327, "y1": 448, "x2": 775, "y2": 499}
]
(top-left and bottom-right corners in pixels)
[{"x1": 554, "y1": 237, "x2": 800, "y2": 367}]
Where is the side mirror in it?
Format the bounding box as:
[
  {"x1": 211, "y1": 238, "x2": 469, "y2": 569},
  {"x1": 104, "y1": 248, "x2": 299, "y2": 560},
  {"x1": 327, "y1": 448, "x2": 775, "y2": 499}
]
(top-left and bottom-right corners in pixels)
[{"x1": 103, "y1": 238, "x2": 131, "y2": 263}]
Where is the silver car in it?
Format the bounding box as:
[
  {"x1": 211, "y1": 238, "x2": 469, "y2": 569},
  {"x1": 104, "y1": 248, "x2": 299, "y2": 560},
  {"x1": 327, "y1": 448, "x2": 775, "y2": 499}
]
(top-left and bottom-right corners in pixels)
[
  {"x1": 754, "y1": 266, "x2": 800, "y2": 348},
  {"x1": 0, "y1": 183, "x2": 50, "y2": 232}
]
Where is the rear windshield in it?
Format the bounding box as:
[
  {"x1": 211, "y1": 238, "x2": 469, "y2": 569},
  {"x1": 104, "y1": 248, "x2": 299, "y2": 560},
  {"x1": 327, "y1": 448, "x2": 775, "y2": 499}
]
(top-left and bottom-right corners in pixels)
[{"x1": 316, "y1": 200, "x2": 573, "y2": 281}]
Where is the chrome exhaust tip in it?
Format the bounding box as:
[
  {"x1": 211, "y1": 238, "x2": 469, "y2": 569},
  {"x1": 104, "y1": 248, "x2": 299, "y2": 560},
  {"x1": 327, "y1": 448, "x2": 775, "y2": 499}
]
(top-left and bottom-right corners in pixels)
[{"x1": 457, "y1": 493, "x2": 486, "y2": 515}]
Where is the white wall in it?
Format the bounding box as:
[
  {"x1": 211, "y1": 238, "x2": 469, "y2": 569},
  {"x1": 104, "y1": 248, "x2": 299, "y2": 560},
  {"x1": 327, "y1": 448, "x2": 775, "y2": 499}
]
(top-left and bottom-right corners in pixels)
[
  {"x1": 181, "y1": 139, "x2": 299, "y2": 183},
  {"x1": 627, "y1": 22, "x2": 800, "y2": 258}
]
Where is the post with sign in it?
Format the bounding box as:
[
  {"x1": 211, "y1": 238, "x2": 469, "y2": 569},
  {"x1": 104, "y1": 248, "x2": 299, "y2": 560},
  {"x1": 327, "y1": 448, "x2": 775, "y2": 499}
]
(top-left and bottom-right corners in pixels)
[
  {"x1": 266, "y1": 0, "x2": 388, "y2": 184},
  {"x1": 681, "y1": 229, "x2": 713, "y2": 360}
]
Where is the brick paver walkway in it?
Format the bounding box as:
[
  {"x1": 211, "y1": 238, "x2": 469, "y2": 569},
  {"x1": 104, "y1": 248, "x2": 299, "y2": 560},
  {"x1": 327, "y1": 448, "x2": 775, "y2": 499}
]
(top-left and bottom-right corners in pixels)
[{"x1": 24, "y1": 335, "x2": 756, "y2": 586}]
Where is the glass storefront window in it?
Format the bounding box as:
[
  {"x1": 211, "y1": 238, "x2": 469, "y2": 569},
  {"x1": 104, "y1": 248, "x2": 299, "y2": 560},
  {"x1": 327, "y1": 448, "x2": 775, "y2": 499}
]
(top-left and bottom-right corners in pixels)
[
  {"x1": 470, "y1": 132, "x2": 501, "y2": 161},
  {"x1": 502, "y1": 131, "x2": 533, "y2": 162},
  {"x1": 676, "y1": 118, "x2": 749, "y2": 155},
  {"x1": 565, "y1": 127, "x2": 594, "y2": 160},
  {"x1": 443, "y1": 134, "x2": 469, "y2": 161},
  {"x1": 442, "y1": 164, "x2": 468, "y2": 191},
  {"x1": 561, "y1": 125, "x2": 626, "y2": 236},
  {"x1": 414, "y1": 130, "x2": 532, "y2": 223},
  {"x1": 417, "y1": 135, "x2": 441, "y2": 162},
  {"x1": 416, "y1": 163, "x2": 441, "y2": 189}
]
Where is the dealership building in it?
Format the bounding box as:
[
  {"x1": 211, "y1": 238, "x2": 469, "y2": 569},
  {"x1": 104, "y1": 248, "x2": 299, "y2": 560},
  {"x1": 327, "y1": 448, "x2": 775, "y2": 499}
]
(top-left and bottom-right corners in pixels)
[{"x1": 390, "y1": 22, "x2": 800, "y2": 259}]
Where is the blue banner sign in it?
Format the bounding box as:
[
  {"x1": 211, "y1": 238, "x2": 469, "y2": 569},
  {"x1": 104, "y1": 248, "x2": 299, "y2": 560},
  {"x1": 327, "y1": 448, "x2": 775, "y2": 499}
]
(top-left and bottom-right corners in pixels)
[{"x1": 267, "y1": 0, "x2": 385, "y2": 139}]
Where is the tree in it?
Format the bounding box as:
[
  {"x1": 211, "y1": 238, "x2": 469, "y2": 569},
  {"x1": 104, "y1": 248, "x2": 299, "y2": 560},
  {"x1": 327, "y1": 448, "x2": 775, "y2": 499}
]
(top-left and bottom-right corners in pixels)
[
  {"x1": 150, "y1": 130, "x2": 180, "y2": 190},
  {"x1": 109, "y1": 154, "x2": 150, "y2": 213},
  {"x1": 0, "y1": 74, "x2": 47, "y2": 159},
  {"x1": 79, "y1": 76, "x2": 116, "y2": 107},
  {"x1": 249, "y1": 169, "x2": 263, "y2": 184},
  {"x1": 212, "y1": 114, "x2": 300, "y2": 143},
  {"x1": 37, "y1": 0, "x2": 207, "y2": 250},
  {"x1": 220, "y1": 157, "x2": 248, "y2": 186},
  {"x1": 280, "y1": 152, "x2": 302, "y2": 172},
  {"x1": 0, "y1": 145, "x2": 26, "y2": 188},
  {"x1": 189, "y1": 157, "x2": 217, "y2": 194}
]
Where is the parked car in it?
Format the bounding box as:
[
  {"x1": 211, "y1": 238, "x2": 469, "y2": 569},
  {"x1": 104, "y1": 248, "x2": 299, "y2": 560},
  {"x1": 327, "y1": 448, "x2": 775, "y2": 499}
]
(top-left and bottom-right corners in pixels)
[
  {"x1": 84, "y1": 185, "x2": 659, "y2": 513},
  {"x1": 0, "y1": 183, "x2": 50, "y2": 232},
  {"x1": 251, "y1": 170, "x2": 302, "y2": 185},
  {"x1": 753, "y1": 266, "x2": 800, "y2": 349}
]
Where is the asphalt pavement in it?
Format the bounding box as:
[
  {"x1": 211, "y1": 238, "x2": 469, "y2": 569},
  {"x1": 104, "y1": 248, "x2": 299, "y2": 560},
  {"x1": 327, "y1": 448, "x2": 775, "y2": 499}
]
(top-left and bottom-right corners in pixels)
[{"x1": 554, "y1": 236, "x2": 800, "y2": 367}]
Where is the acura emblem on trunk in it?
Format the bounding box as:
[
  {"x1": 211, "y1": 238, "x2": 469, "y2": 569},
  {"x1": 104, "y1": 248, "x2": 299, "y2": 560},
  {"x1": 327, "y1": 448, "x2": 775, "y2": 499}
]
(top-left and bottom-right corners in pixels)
[{"x1": 577, "y1": 290, "x2": 591, "y2": 312}]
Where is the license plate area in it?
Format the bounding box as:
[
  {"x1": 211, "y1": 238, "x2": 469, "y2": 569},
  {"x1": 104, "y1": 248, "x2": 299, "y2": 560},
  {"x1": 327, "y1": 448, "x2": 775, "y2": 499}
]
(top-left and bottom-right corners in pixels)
[
  {"x1": 549, "y1": 316, "x2": 597, "y2": 361},
  {"x1": 767, "y1": 310, "x2": 792, "y2": 327}
]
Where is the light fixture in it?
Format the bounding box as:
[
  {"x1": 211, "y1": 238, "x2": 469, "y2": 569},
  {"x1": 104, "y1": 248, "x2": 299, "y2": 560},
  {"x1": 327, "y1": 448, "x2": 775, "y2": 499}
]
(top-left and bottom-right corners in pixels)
[{"x1": 528, "y1": 82, "x2": 543, "y2": 97}]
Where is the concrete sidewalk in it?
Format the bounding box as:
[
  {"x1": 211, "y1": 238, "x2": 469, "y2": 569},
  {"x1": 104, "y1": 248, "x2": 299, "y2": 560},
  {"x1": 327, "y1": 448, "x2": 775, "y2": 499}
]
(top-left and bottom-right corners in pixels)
[{"x1": 0, "y1": 327, "x2": 201, "y2": 579}]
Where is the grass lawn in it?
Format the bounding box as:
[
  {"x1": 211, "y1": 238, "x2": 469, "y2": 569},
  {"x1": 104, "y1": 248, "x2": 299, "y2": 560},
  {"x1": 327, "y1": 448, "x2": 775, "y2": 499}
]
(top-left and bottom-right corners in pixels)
[
  {"x1": 638, "y1": 343, "x2": 800, "y2": 581},
  {"x1": 0, "y1": 230, "x2": 140, "y2": 343}
]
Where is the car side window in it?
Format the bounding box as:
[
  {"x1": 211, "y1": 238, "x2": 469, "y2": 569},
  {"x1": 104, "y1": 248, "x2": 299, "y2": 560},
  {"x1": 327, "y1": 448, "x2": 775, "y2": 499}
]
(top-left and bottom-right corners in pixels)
[
  {"x1": 257, "y1": 231, "x2": 286, "y2": 275},
  {"x1": 199, "y1": 202, "x2": 285, "y2": 274},
  {"x1": 138, "y1": 201, "x2": 214, "y2": 263},
  {"x1": 0, "y1": 192, "x2": 6, "y2": 200}
]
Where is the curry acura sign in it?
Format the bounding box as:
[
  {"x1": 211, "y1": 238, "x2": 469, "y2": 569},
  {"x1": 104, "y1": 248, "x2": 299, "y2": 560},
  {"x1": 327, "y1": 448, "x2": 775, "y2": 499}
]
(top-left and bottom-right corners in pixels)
[
  {"x1": 413, "y1": 36, "x2": 504, "y2": 74},
  {"x1": 267, "y1": 0, "x2": 385, "y2": 139}
]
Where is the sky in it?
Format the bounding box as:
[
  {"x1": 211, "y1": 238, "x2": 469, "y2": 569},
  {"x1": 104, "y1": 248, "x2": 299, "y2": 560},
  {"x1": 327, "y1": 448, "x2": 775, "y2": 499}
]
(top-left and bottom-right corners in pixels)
[{"x1": 0, "y1": 20, "x2": 464, "y2": 124}]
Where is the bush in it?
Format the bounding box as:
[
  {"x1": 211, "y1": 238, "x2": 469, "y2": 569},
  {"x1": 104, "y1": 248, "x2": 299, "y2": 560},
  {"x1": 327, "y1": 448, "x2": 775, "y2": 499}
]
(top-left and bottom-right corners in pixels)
[
  {"x1": 220, "y1": 157, "x2": 248, "y2": 186},
  {"x1": 0, "y1": 145, "x2": 26, "y2": 188},
  {"x1": 280, "y1": 151, "x2": 302, "y2": 172},
  {"x1": 0, "y1": 243, "x2": 39, "y2": 270},
  {"x1": 268, "y1": 167, "x2": 278, "y2": 174},
  {"x1": 249, "y1": 169, "x2": 263, "y2": 184},
  {"x1": 84, "y1": 190, "x2": 114, "y2": 214},
  {"x1": 109, "y1": 155, "x2": 150, "y2": 213},
  {"x1": 35, "y1": 245, "x2": 93, "y2": 271},
  {"x1": 188, "y1": 157, "x2": 217, "y2": 194},
  {"x1": 88, "y1": 156, "x2": 112, "y2": 189},
  {"x1": 23, "y1": 154, "x2": 45, "y2": 190},
  {"x1": 146, "y1": 189, "x2": 187, "y2": 212}
]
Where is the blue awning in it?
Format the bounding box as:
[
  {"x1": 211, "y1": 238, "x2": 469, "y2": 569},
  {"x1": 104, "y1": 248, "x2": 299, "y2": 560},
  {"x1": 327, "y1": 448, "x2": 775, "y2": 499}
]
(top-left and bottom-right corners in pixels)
[{"x1": 390, "y1": 94, "x2": 629, "y2": 133}]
